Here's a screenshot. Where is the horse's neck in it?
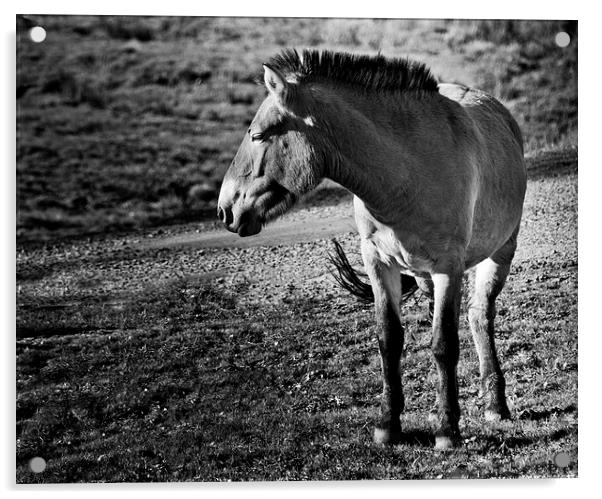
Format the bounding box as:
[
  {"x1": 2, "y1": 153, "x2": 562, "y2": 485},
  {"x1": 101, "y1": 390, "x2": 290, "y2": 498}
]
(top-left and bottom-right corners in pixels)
[{"x1": 320, "y1": 89, "x2": 429, "y2": 223}]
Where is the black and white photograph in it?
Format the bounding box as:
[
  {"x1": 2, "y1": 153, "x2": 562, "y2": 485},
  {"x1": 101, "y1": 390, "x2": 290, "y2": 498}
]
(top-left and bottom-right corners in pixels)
[{"x1": 14, "y1": 8, "x2": 578, "y2": 484}]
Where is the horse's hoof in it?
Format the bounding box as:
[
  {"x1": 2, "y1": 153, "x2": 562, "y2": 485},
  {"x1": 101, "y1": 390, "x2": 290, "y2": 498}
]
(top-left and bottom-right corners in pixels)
[
  {"x1": 434, "y1": 435, "x2": 460, "y2": 450},
  {"x1": 373, "y1": 427, "x2": 401, "y2": 445}
]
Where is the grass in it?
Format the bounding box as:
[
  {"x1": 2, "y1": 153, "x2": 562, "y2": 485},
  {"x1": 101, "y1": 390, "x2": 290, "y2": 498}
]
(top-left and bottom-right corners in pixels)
[
  {"x1": 15, "y1": 270, "x2": 578, "y2": 480},
  {"x1": 16, "y1": 17, "x2": 577, "y2": 242}
]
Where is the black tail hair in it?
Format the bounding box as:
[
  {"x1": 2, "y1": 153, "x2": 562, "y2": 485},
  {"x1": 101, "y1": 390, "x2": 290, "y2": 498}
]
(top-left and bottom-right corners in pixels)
[{"x1": 327, "y1": 239, "x2": 418, "y2": 303}]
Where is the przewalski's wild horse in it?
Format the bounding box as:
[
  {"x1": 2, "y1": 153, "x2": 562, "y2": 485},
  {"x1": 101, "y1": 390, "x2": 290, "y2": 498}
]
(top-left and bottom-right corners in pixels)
[{"x1": 217, "y1": 49, "x2": 527, "y2": 449}]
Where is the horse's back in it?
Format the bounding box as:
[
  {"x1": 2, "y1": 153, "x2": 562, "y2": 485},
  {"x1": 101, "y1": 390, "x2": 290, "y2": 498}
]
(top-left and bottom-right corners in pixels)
[
  {"x1": 438, "y1": 83, "x2": 527, "y2": 264},
  {"x1": 438, "y1": 82, "x2": 524, "y2": 154}
]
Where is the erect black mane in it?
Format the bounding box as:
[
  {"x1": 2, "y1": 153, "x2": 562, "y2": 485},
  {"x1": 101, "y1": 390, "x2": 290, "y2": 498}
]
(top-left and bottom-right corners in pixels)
[{"x1": 265, "y1": 49, "x2": 439, "y2": 93}]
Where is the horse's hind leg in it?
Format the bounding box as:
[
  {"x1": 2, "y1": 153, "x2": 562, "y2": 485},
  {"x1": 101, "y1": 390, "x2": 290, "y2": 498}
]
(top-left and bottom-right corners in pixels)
[{"x1": 468, "y1": 233, "x2": 517, "y2": 421}]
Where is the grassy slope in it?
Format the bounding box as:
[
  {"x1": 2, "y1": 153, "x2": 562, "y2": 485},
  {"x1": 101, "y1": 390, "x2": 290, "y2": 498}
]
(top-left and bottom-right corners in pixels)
[
  {"x1": 17, "y1": 17, "x2": 577, "y2": 242},
  {"x1": 16, "y1": 164, "x2": 577, "y2": 482}
]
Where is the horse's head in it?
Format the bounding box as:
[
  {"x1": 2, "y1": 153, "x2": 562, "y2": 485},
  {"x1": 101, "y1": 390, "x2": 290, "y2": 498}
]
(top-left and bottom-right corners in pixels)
[{"x1": 217, "y1": 64, "x2": 324, "y2": 236}]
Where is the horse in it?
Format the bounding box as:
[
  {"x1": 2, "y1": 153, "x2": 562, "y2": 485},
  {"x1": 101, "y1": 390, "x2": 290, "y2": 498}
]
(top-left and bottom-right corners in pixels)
[{"x1": 217, "y1": 49, "x2": 527, "y2": 449}]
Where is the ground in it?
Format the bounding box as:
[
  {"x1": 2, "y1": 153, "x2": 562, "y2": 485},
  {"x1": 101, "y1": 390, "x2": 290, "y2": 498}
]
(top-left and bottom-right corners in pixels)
[
  {"x1": 16, "y1": 17, "x2": 577, "y2": 482},
  {"x1": 16, "y1": 150, "x2": 577, "y2": 482}
]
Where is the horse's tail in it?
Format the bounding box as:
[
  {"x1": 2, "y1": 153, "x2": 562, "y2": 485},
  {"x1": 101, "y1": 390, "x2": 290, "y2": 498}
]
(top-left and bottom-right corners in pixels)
[
  {"x1": 328, "y1": 239, "x2": 373, "y2": 302},
  {"x1": 327, "y1": 239, "x2": 418, "y2": 303}
]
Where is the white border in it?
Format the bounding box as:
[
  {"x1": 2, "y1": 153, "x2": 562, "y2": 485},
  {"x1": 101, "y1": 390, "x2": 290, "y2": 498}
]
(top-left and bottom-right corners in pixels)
[
  {"x1": 4, "y1": 1, "x2": 597, "y2": 498},
  {"x1": 3, "y1": 0, "x2": 583, "y2": 18}
]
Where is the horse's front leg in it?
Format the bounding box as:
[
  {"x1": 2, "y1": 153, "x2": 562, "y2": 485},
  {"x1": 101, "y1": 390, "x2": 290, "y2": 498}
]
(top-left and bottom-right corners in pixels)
[
  {"x1": 431, "y1": 269, "x2": 464, "y2": 449},
  {"x1": 360, "y1": 239, "x2": 405, "y2": 444}
]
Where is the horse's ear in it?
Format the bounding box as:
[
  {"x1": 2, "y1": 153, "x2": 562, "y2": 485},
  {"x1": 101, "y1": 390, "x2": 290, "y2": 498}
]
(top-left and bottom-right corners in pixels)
[{"x1": 263, "y1": 64, "x2": 289, "y2": 103}]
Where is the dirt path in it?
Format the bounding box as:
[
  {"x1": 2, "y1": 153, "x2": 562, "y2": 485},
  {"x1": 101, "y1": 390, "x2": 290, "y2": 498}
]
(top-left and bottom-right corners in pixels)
[{"x1": 140, "y1": 214, "x2": 356, "y2": 250}]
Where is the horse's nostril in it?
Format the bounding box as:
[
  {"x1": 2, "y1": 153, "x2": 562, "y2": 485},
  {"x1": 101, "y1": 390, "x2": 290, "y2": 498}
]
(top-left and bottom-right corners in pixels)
[{"x1": 217, "y1": 205, "x2": 233, "y2": 226}]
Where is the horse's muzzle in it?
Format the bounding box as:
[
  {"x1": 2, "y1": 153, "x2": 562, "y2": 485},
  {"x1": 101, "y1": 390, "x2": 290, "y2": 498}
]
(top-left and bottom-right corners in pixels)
[{"x1": 217, "y1": 203, "x2": 262, "y2": 237}]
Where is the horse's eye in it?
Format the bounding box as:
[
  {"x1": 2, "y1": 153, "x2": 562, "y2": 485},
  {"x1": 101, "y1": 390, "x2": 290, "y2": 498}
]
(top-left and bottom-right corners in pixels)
[{"x1": 251, "y1": 133, "x2": 264, "y2": 142}]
